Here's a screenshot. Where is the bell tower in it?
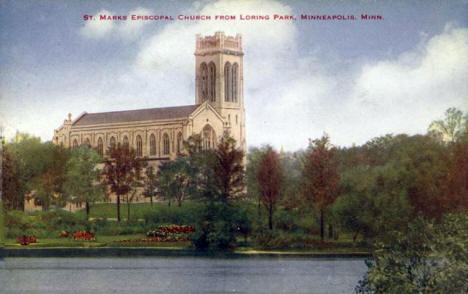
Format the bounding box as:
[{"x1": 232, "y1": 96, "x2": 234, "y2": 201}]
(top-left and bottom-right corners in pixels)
[{"x1": 194, "y1": 32, "x2": 246, "y2": 151}]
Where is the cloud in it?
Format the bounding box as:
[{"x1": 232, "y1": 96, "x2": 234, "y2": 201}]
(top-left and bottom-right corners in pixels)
[
  {"x1": 79, "y1": 7, "x2": 153, "y2": 41},
  {"x1": 118, "y1": 7, "x2": 154, "y2": 40},
  {"x1": 340, "y1": 25, "x2": 468, "y2": 145},
  {"x1": 79, "y1": 10, "x2": 115, "y2": 39}
]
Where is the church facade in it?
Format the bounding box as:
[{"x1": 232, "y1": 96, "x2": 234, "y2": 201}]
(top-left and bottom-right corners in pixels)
[{"x1": 53, "y1": 31, "x2": 246, "y2": 162}]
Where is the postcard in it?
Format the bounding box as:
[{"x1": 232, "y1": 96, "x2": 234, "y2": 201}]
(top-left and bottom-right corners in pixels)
[{"x1": 1, "y1": 0, "x2": 467, "y2": 293}]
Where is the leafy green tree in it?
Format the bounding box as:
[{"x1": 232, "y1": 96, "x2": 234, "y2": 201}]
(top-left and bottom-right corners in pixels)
[
  {"x1": 2, "y1": 133, "x2": 55, "y2": 211},
  {"x1": 246, "y1": 145, "x2": 270, "y2": 206},
  {"x1": 257, "y1": 146, "x2": 283, "y2": 230},
  {"x1": 213, "y1": 134, "x2": 245, "y2": 202},
  {"x1": 191, "y1": 133, "x2": 246, "y2": 250},
  {"x1": 65, "y1": 146, "x2": 104, "y2": 220},
  {"x1": 356, "y1": 214, "x2": 468, "y2": 294},
  {"x1": 333, "y1": 164, "x2": 411, "y2": 242},
  {"x1": 391, "y1": 135, "x2": 452, "y2": 219},
  {"x1": 102, "y1": 143, "x2": 143, "y2": 222},
  {"x1": 302, "y1": 135, "x2": 340, "y2": 242},
  {"x1": 155, "y1": 158, "x2": 190, "y2": 207},
  {"x1": 183, "y1": 134, "x2": 217, "y2": 201},
  {"x1": 428, "y1": 107, "x2": 467, "y2": 143},
  {"x1": 1, "y1": 147, "x2": 24, "y2": 210},
  {"x1": 31, "y1": 143, "x2": 69, "y2": 211},
  {"x1": 278, "y1": 150, "x2": 305, "y2": 210}
]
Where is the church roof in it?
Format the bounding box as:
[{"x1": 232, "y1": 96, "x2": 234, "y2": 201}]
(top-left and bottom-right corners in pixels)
[{"x1": 73, "y1": 104, "x2": 199, "y2": 126}]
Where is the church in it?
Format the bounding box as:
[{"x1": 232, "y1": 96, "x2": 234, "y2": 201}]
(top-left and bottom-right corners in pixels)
[
  {"x1": 27, "y1": 32, "x2": 247, "y2": 211},
  {"x1": 53, "y1": 31, "x2": 246, "y2": 162}
]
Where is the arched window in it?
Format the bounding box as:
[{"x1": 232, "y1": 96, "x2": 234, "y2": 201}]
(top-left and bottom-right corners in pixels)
[
  {"x1": 163, "y1": 133, "x2": 170, "y2": 155},
  {"x1": 123, "y1": 136, "x2": 129, "y2": 148},
  {"x1": 97, "y1": 138, "x2": 103, "y2": 156},
  {"x1": 136, "y1": 135, "x2": 142, "y2": 156},
  {"x1": 232, "y1": 63, "x2": 238, "y2": 102},
  {"x1": 200, "y1": 63, "x2": 208, "y2": 101},
  {"x1": 208, "y1": 62, "x2": 216, "y2": 102},
  {"x1": 72, "y1": 139, "x2": 78, "y2": 149},
  {"x1": 177, "y1": 132, "x2": 183, "y2": 153},
  {"x1": 224, "y1": 62, "x2": 231, "y2": 102},
  {"x1": 202, "y1": 125, "x2": 216, "y2": 150},
  {"x1": 110, "y1": 137, "x2": 116, "y2": 149},
  {"x1": 150, "y1": 134, "x2": 156, "y2": 156},
  {"x1": 85, "y1": 138, "x2": 91, "y2": 147}
]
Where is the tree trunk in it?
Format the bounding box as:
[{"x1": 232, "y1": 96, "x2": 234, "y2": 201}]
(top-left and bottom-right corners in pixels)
[
  {"x1": 127, "y1": 194, "x2": 130, "y2": 222},
  {"x1": 117, "y1": 194, "x2": 121, "y2": 222},
  {"x1": 328, "y1": 223, "x2": 333, "y2": 239},
  {"x1": 353, "y1": 229, "x2": 360, "y2": 242},
  {"x1": 320, "y1": 208, "x2": 324, "y2": 242},
  {"x1": 268, "y1": 205, "x2": 273, "y2": 230},
  {"x1": 85, "y1": 201, "x2": 90, "y2": 220},
  {"x1": 150, "y1": 195, "x2": 153, "y2": 206},
  {"x1": 168, "y1": 199, "x2": 171, "y2": 207}
]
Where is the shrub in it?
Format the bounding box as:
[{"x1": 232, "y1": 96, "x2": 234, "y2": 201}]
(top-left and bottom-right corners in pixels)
[
  {"x1": 192, "y1": 202, "x2": 239, "y2": 250},
  {"x1": 356, "y1": 214, "x2": 468, "y2": 294}
]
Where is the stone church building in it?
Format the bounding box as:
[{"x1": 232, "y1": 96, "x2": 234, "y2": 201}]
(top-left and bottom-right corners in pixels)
[{"x1": 34, "y1": 32, "x2": 247, "y2": 210}]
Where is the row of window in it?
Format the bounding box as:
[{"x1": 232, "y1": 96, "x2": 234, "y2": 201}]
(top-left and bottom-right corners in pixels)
[
  {"x1": 72, "y1": 132, "x2": 183, "y2": 157},
  {"x1": 199, "y1": 61, "x2": 239, "y2": 103}
]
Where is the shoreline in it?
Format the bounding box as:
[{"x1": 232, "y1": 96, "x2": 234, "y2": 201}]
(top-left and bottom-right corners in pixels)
[{"x1": 0, "y1": 247, "x2": 371, "y2": 258}]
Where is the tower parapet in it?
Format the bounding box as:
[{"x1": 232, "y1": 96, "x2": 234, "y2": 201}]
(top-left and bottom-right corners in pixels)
[{"x1": 195, "y1": 32, "x2": 243, "y2": 56}]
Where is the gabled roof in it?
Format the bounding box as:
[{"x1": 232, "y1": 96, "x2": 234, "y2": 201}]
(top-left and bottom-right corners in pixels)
[{"x1": 73, "y1": 104, "x2": 200, "y2": 126}]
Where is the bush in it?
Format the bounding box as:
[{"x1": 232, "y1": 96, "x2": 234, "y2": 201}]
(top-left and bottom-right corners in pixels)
[
  {"x1": 356, "y1": 214, "x2": 468, "y2": 294},
  {"x1": 5, "y1": 210, "x2": 88, "y2": 238},
  {"x1": 192, "y1": 202, "x2": 240, "y2": 250}
]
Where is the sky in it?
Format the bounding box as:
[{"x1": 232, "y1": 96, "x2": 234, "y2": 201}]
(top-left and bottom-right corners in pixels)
[{"x1": 0, "y1": 0, "x2": 467, "y2": 151}]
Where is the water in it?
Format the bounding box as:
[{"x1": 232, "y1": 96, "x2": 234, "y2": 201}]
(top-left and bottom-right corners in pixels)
[{"x1": 0, "y1": 257, "x2": 367, "y2": 294}]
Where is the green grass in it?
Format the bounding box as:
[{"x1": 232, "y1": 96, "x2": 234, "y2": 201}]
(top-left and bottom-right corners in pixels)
[
  {"x1": 76, "y1": 201, "x2": 203, "y2": 221},
  {"x1": 4, "y1": 234, "x2": 192, "y2": 249}
]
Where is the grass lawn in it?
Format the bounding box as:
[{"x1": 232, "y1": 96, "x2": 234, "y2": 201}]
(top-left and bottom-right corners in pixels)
[
  {"x1": 76, "y1": 201, "x2": 203, "y2": 221},
  {"x1": 4, "y1": 234, "x2": 192, "y2": 249}
]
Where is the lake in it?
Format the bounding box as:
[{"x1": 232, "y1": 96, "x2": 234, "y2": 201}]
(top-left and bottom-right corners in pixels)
[{"x1": 0, "y1": 257, "x2": 368, "y2": 293}]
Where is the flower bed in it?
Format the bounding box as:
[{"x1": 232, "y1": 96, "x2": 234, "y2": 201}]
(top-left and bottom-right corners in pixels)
[
  {"x1": 146, "y1": 225, "x2": 195, "y2": 238},
  {"x1": 72, "y1": 231, "x2": 95, "y2": 241},
  {"x1": 17, "y1": 235, "x2": 37, "y2": 246},
  {"x1": 119, "y1": 236, "x2": 191, "y2": 243}
]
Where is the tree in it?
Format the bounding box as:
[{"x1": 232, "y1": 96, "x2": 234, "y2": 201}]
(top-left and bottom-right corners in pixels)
[
  {"x1": 31, "y1": 143, "x2": 69, "y2": 211},
  {"x1": 333, "y1": 164, "x2": 411, "y2": 242},
  {"x1": 2, "y1": 134, "x2": 60, "y2": 211},
  {"x1": 65, "y1": 146, "x2": 103, "y2": 220},
  {"x1": 356, "y1": 214, "x2": 468, "y2": 294},
  {"x1": 428, "y1": 107, "x2": 467, "y2": 143},
  {"x1": 1, "y1": 147, "x2": 24, "y2": 210},
  {"x1": 302, "y1": 135, "x2": 340, "y2": 242},
  {"x1": 142, "y1": 166, "x2": 157, "y2": 206},
  {"x1": 449, "y1": 132, "x2": 468, "y2": 211},
  {"x1": 101, "y1": 143, "x2": 143, "y2": 222},
  {"x1": 257, "y1": 146, "x2": 283, "y2": 230},
  {"x1": 191, "y1": 133, "x2": 246, "y2": 250},
  {"x1": 213, "y1": 133, "x2": 245, "y2": 202}
]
